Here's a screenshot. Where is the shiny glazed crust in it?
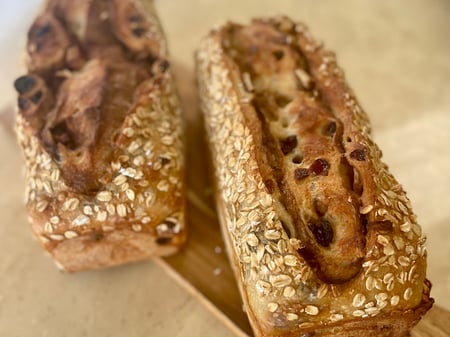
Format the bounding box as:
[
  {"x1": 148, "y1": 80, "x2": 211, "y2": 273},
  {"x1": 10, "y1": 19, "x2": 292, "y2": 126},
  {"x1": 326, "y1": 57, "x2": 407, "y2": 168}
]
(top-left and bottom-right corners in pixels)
[
  {"x1": 14, "y1": 0, "x2": 185, "y2": 272},
  {"x1": 196, "y1": 17, "x2": 433, "y2": 337}
]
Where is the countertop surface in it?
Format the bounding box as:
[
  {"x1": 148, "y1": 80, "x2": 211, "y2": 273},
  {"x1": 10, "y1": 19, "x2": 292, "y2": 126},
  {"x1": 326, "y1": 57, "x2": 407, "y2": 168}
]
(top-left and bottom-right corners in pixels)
[{"x1": 1, "y1": 1, "x2": 449, "y2": 336}]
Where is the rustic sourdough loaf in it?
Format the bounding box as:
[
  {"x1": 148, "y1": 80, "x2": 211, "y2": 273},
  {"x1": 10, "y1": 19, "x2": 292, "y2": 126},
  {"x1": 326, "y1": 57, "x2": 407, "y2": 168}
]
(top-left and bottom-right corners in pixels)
[
  {"x1": 14, "y1": 0, "x2": 185, "y2": 272},
  {"x1": 196, "y1": 16, "x2": 432, "y2": 337}
]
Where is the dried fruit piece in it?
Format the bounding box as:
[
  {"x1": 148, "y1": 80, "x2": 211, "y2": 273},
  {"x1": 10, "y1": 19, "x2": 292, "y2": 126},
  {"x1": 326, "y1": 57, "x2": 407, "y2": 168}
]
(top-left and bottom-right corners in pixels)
[
  {"x1": 14, "y1": 75, "x2": 37, "y2": 94},
  {"x1": 308, "y1": 219, "x2": 333, "y2": 247},
  {"x1": 294, "y1": 168, "x2": 309, "y2": 181},
  {"x1": 309, "y1": 158, "x2": 330, "y2": 176}
]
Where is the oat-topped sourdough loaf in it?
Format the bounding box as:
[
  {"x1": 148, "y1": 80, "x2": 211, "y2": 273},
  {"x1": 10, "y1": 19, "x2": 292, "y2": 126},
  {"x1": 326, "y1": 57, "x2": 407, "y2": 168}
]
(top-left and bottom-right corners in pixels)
[
  {"x1": 14, "y1": 0, "x2": 185, "y2": 272},
  {"x1": 196, "y1": 17, "x2": 433, "y2": 337}
]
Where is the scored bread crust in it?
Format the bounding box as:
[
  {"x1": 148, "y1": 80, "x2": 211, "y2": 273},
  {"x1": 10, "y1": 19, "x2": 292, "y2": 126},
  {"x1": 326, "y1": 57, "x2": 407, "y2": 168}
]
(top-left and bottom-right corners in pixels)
[
  {"x1": 14, "y1": 0, "x2": 185, "y2": 272},
  {"x1": 196, "y1": 17, "x2": 433, "y2": 337}
]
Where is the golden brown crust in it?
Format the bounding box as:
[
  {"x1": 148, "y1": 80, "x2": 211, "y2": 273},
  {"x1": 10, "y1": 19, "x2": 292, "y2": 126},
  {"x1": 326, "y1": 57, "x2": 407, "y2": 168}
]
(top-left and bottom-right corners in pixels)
[
  {"x1": 196, "y1": 16, "x2": 432, "y2": 337},
  {"x1": 221, "y1": 21, "x2": 366, "y2": 284},
  {"x1": 14, "y1": 0, "x2": 185, "y2": 272}
]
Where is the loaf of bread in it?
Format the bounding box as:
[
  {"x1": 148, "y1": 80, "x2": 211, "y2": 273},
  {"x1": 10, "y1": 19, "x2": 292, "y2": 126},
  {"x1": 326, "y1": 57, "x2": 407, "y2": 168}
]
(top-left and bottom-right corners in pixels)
[
  {"x1": 196, "y1": 16, "x2": 433, "y2": 337},
  {"x1": 14, "y1": 0, "x2": 185, "y2": 272}
]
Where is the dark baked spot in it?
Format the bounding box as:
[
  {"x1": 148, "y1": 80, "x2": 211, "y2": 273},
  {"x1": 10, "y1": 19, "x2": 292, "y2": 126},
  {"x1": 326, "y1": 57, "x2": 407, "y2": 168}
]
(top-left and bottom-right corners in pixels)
[
  {"x1": 30, "y1": 90, "x2": 43, "y2": 104},
  {"x1": 160, "y1": 156, "x2": 170, "y2": 166},
  {"x1": 30, "y1": 23, "x2": 52, "y2": 38},
  {"x1": 18, "y1": 97, "x2": 30, "y2": 110},
  {"x1": 361, "y1": 215, "x2": 368, "y2": 235},
  {"x1": 350, "y1": 148, "x2": 366, "y2": 161},
  {"x1": 292, "y1": 154, "x2": 303, "y2": 164},
  {"x1": 132, "y1": 27, "x2": 146, "y2": 37},
  {"x1": 309, "y1": 158, "x2": 330, "y2": 176},
  {"x1": 308, "y1": 219, "x2": 333, "y2": 247},
  {"x1": 279, "y1": 135, "x2": 297, "y2": 155},
  {"x1": 14, "y1": 75, "x2": 36, "y2": 94},
  {"x1": 163, "y1": 219, "x2": 178, "y2": 230},
  {"x1": 346, "y1": 136, "x2": 352, "y2": 143},
  {"x1": 50, "y1": 121, "x2": 77, "y2": 150},
  {"x1": 272, "y1": 50, "x2": 284, "y2": 60},
  {"x1": 323, "y1": 121, "x2": 336, "y2": 136},
  {"x1": 156, "y1": 236, "x2": 172, "y2": 245},
  {"x1": 147, "y1": 52, "x2": 158, "y2": 65},
  {"x1": 294, "y1": 168, "x2": 309, "y2": 181},
  {"x1": 264, "y1": 179, "x2": 275, "y2": 193}
]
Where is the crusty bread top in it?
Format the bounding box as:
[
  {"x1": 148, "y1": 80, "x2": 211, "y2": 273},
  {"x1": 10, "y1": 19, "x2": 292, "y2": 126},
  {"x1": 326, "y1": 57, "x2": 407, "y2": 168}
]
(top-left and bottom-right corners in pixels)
[
  {"x1": 222, "y1": 20, "x2": 368, "y2": 284},
  {"x1": 197, "y1": 16, "x2": 432, "y2": 336},
  {"x1": 19, "y1": 0, "x2": 167, "y2": 192},
  {"x1": 15, "y1": 0, "x2": 185, "y2": 270}
]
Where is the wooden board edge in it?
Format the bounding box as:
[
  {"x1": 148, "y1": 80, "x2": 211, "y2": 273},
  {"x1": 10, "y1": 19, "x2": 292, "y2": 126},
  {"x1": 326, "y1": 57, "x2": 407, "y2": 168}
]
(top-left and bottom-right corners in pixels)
[{"x1": 153, "y1": 256, "x2": 249, "y2": 337}]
